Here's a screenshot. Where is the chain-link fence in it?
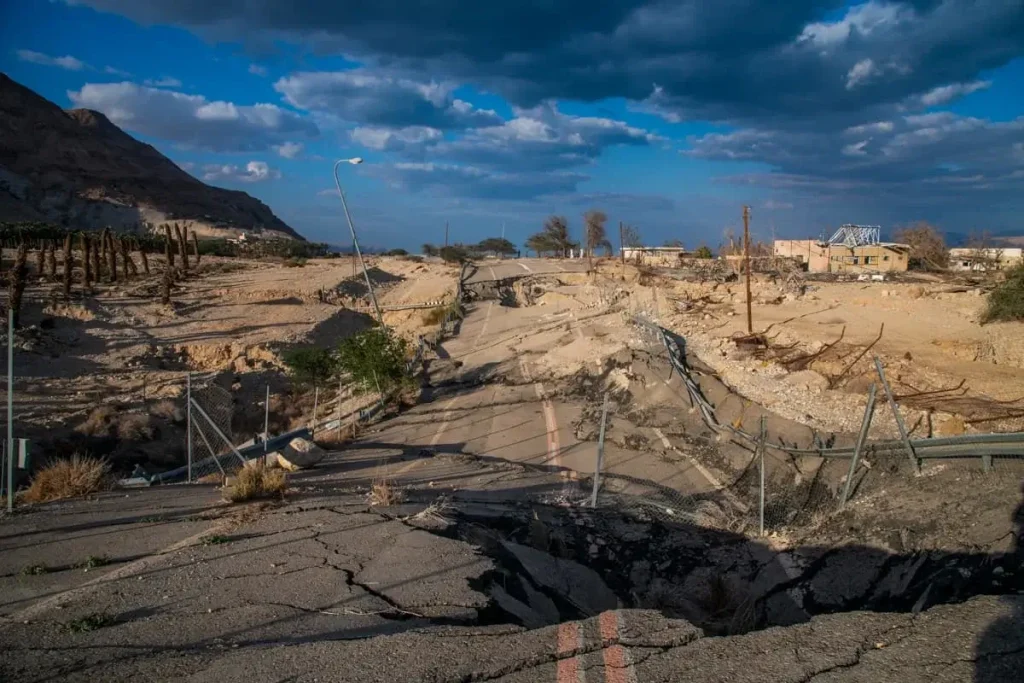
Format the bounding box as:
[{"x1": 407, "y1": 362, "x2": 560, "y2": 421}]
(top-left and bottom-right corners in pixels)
[{"x1": 187, "y1": 381, "x2": 239, "y2": 482}]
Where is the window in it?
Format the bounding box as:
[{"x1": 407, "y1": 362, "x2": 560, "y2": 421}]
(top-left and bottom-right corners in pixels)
[
  {"x1": 865, "y1": 256, "x2": 878, "y2": 265},
  {"x1": 843, "y1": 256, "x2": 859, "y2": 264},
  {"x1": 883, "y1": 255, "x2": 890, "y2": 262}
]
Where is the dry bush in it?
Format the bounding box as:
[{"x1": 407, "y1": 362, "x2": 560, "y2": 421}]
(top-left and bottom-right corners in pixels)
[
  {"x1": 224, "y1": 462, "x2": 288, "y2": 502},
  {"x1": 22, "y1": 454, "x2": 110, "y2": 504},
  {"x1": 197, "y1": 472, "x2": 225, "y2": 485},
  {"x1": 77, "y1": 406, "x2": 118, "y2": 437},
  {"x1": 370, "y1": 474, "x2": 405, "y2": 506},
  {"x1": 149, "y1": 399, "x2": 184, "y2": 423},
  {"x1": 421, "y1": 306, "x2": 446, "y2": 325},
  {"x1": 116, "y1": 413, "x2": 154, "y2": 440}
]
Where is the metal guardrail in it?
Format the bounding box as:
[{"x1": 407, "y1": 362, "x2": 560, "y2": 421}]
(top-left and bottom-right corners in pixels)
[{"x1": 633, "y1": 316, "x2": 1024, "y2": 463}]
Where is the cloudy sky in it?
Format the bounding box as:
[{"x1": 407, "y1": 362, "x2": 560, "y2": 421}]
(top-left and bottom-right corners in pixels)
[{"x1": 2, "y1": 0, "x2": 1022, "y2": 248}]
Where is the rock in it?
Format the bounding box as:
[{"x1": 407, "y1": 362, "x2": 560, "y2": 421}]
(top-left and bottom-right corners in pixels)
[
  {"x1": 907, "y1": 285, "x2": 926, "y2": 299},
  {"x1": 784, "y1": 369, "x2": 830, "y2": 393},
  {"x1": 276, "y1": 437, "x2": 326, "y2": 471},
  {"x1": 934, "y1": 414, "x2": 967, "y2": 436}
]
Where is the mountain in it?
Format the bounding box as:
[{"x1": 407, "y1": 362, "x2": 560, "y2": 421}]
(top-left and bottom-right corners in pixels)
[{"x1": 0, "y1": 73, "x2": 302, "y2": 240}]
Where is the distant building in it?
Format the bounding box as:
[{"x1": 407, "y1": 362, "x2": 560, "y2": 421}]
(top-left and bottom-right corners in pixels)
[
  {"x1": 773, "y1": 239, "x2": 910, "y2": 273},
  {"x1": 620, "y1": 246, "x2": 690, "y2": 267},
  {"x1": 948, "y1": 247, "x2": 1023, "y2": 271}
]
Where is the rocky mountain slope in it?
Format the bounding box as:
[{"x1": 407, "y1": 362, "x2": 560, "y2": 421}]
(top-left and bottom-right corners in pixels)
[{"x1": 0, "y1": 73, "x2": 302, "y2": 239}]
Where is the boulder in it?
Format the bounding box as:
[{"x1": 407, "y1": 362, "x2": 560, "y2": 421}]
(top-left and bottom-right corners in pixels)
[
  {"x1": 276, "y1": 437, "x2": 327, "y2": 471},
  {"x1": 784, "y1": 369, "x2": 830, "y2": 393}
]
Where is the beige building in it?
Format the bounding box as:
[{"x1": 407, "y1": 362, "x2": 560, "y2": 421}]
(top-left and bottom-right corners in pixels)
[
  {"x1": 949, "y1": 247, "x2": 1023, "y2": 271},
  {"x1": 774, "y1": 239, "x2": 910, "y2": 273},
  {"x1": 620, "y1": 246, "x2": 690, "y2": 267}
]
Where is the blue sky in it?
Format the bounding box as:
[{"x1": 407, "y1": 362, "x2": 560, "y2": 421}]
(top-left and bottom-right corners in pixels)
[{"x1": 2, "y1": 0, "x2": 1022, "y2": 249}]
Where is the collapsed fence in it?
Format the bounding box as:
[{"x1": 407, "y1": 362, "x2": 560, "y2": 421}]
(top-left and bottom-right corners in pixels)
[{"x1": 580, "y1": 315, "x2": 1024, "y2": 535}]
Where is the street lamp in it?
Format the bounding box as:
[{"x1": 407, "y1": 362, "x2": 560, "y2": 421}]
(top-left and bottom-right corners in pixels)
[{"x1": 333, "y1": 157, "x2": 383, "y2": 326}]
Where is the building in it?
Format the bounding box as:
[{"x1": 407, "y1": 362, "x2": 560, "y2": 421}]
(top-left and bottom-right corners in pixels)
[
  {"x1": 948, "y1": 247, "x2": 1023, "y2": 271},
  {"x1": 620, "y1": 246, "x2": 690, "y2": 267},
  {"x1": 773, "y1": 226, "x2": 912, "y2": 274}
]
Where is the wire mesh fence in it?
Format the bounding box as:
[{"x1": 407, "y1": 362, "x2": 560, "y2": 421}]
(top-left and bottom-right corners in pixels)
[{"x1": 187, "y1": 381, "x2": 238, "y2": 482}]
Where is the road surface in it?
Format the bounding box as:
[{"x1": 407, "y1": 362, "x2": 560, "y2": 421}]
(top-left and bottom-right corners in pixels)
[{"x1": 466, "y1": 257, "x2": 591, "y2": 283}]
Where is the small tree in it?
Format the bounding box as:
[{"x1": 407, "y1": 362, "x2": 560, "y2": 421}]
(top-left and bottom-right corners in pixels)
[
  {"x1": 622, "y1": 225, "x2": 642, "y2": 248},
  {"x1": 283, "y1": 347, "x2": 338, "y2": 387},
  {"x1": 336, "y1": 328, "x2": 410, "y2": 394},
  {"x1": 384, "y1": 248, "x2": 409, "y2": 256},
  {"x1": 583, "y1": 209, "x2": 608, "y2": 265},
  {"x1": 439, "y1": 245, "x2": 469, "y2": 263},
  {"x1": 422, "y1": 243, "x2": 439, "y2": 257},
  {"x1": 475, "y1": 237, "x2": 517, "y2": 257},
  {"x1": 981, "y1": 264, "x2": 1024, "y2": 324},
  {"x1": 894, "y1": 221, "x2": 948, "y2": 270},
  {"x1": 694, "y1": 245, "x2": 714, "y2": 259},
  {"x1": 663, "y1": 239, "x2": 684, "y2": 247}
]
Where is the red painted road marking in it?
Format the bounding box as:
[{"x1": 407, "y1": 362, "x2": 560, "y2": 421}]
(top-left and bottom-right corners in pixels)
[
  {"x1": 556, "y1": 621, "x2": 583, "y2": 683},
  {"x1": 599, "y1": 611, "x2": 639, "y2": 683},
  {"x1": 521, "y1": 359, "x2": 562, "y2": 468}
]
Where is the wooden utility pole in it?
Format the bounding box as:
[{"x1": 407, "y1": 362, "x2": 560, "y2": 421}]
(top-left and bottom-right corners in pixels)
[
  {"x1": 444, "y1": 220, "x2": 449, "y2": 248},
  {"x1": 619, "y1": 221, "x2": 625, "y2": 264},
  {"x1": 743, "y1": 205, "x2": 752, "y2": 335}
]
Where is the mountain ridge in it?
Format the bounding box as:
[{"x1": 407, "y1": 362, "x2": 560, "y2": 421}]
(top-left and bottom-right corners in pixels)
[{"x1": 0, "y1": 73, "x2": 302, "y2": 240}]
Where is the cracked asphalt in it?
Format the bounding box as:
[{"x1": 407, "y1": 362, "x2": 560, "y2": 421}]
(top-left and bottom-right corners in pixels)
[{"x1": 1, "y1": 259, "x2": 1022, "y2": 681}]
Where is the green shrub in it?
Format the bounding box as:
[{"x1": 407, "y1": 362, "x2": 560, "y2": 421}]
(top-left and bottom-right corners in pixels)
[
  {"x1": 439, "y1": 245, "x2": 469, "y2": 264},
  {"x1": 385, "y1": 248, "x2": 409, "y2": 256},
  {"x1": 336, "y1": 327, "x2": 410, "y2": 394},
  {"x1": 283, "y1": 347, "x2": 337, "y2": 386},
  {"x1": 694, "y1": 245, "x2": 714, "y2": 259},
  {"x1": 283, "y1": 256, "x2": 307, "y2": 268},
  {"x1": 981, "y1": 264, "x2": 1024, "y2": 324}
]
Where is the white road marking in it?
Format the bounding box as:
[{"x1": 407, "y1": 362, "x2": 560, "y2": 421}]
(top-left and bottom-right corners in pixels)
[
  {"x1": 430, "y1": 395, "x2": 462, "y2": 446},
  {"x1": 521, "y1": 359, "x2": 561, "y2": 467},
  {"x1": 652, "y1": 427, "x2": 749, "y2": 512},
  {"x1": 488, "y1": 265, "x2": 497, "y2": 280},
  {"x1": 471, "y1": 300, "x2": 494, "y2": 352},
  {"x1": 518, "y1": 261, "x2": 533, "y2": 273}
]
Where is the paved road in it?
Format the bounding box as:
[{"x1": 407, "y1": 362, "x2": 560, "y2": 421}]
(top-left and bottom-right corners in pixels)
[{"x1": 466, "y1": 257, "x2": 591, "y2": 282}]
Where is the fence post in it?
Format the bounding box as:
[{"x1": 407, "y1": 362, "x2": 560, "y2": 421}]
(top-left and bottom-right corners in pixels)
[
  {"x1": 982, "y1": 454, "x2": 993, "y2": 473},
  {"x1": 337, "y1": 375, "x2": 343, "y2": 436},
  {"x1": 590, "y1": 393, "x2": 610, "y2": 508},
  {"x1": 312, "y1": 386, "x2": 319, "y2": 435},
  {"x1": 842, "y1": 384, "x2": 876, "y2": 507},
  {"x1": 186, "y1": 372, "x2": 193, "y2": 483},
  {"x1": 873, "y1": 356, "x2": 920, "y2": 475},
  {"x1": 7, "y1": 313, "x2": 14, "y2": 512},
  {"x1": 758, "y1": 415, "x2": 766, "y2": 536},
  {"x1": 263, "y1": 385, "x2": 270, "y2": 452}
]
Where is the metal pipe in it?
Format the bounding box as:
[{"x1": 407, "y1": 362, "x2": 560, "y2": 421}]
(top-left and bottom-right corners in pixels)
[
  {"x1": 591, "y1": 393, "x2": 610, "y2": 508},
  {"x1": 7, "y1": 313, "x2": 13, "y2": 512},
  {"x1": 758, "y1": 415, "x2": 766, "y2": 536},
  {"x1": 842, "y1": 384, "x2": 876, "y2": 506},
  {"x1": 186, "y1": 372, "x2": 192, "y2": 483},
  {"x1": 312, "y1": 386, "x2": 319, "y2": 435},
  {"x1": 264, "y1": 384, "x2": 270, "y2": 451},
  {"x1": 333, "y1": 161, "x2": 383, "y2": 326}
]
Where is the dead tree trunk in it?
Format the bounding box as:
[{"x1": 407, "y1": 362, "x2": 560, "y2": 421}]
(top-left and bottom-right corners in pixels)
[
  {"x1": 62, "y1": 233, "x2": 73, "y2": 299},
  {"x1": 175, "y1": 223, "x2": 189, "y2": 272},
  {"x1": 192, "y1": 231, "x2": 201, "y2": 265},
  {"x1": 81, "y1": 233, "x2": 92, "y2": 288},
  {"x1": 105, "y1": 231, "x2": 118, "y2": 282},
  {"x1": 161, "y1": 265, "x2": 172, "y2": 305},
  {"x1": 164, "y1": 225, "x2": 176, "y2": 268},
  {"x1": 138, "y1": 239, "x2": 150, "y2": 275},
  {"x1": 9, "y1": 243, "x2": 29, "y2": 328},
  {"x1": 46, "y1": 241, "x2": 57, "y2": 279},
  {"x1": 100, "y1": 228, "x2": 110, "y2": 279},
  {"x1": 91, "y1": 235, "x2": 102, "y2": 282},
  {"x1": 119, "y1": 237, "x2": 137, "y2": 277},
  {"x1": 36, "y1": 244, "x2": 45, "y2": 280}
]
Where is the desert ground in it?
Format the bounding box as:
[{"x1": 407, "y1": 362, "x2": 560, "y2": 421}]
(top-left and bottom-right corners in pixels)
[{"x1": 1, "y1": 251, "x2": 1022, "y2": 681}]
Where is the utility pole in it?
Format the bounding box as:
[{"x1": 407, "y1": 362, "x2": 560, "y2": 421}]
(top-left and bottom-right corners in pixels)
[
  {"x1": 619, "y1": 221, "x2": 625, "y2": 264},
  {"x1": 444, "y1": 220, "x2": 449, "y2": 248},
  {"x1": 501, "y1": 222, "x2": 505, "y2": 240},
  {"x1": 743, "y1": 205, "x2": 752, "y2": 335}
]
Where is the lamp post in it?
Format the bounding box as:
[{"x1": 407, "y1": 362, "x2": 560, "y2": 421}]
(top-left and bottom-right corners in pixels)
[{"x1": 333, "y1": 158, "x2": 383, "y2": 326}]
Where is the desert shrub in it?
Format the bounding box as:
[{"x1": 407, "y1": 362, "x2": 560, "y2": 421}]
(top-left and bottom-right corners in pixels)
[
  {"x1": 66, "y1": 612, "x2": 116, "y2": 633},
  {"x1": 283, "y1": 256, "x2": 307, "y2": 268},
  {"x1": 336, "y1": 327, "x2": 410, "y2": 394},
  {"x1": 77, "y1": 406, "x2": 118, "y2": 437},
  {"x1": 282, "y1": 347, "x2": 337, "y2": 386},
  {"x1": 116, "y1": 413, "x2": 153, "y2": 440},
  {"x1": 399, "y1": 254, "x2": 424, "y2": 263},
  {"x1": 384, "y1": 248, "x2": 408, "y2": 256},
  {"x1": 370, "y1": 474, "x2": 405, "y2": 506},
  {"x1": 694, "y1": 245, "x2": 714, "y2": 259},
  {"x1": 22, "y1": 454, "x2": 110, "y2": 504},
  {"x1": 981, "y1": 264, "x2": 1024, "y2": 324},
  {"x1": 225, "y1": 462, "x2": 287, "y2": 502},
  {"x1": 149, "y1": 399, "x2": 184, "y2": 423},
  {"x1": 421, "y1": 306, "x2": 446, "y2": 325},
  {"x1": 439, "y1": 245, "x2": 469, "y2": 264}
]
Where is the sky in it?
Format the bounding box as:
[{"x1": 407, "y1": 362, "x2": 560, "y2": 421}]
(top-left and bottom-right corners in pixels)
[{"x1": 1, "y1": 0, "x2": 1022, "y2": 250}]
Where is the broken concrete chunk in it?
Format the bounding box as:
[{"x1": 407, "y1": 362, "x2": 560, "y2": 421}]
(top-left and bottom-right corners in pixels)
[
  {"x1": 501, "y1": 540, "x2": 619, "y2": 616},
  {"x1": 276, "y1": 437, "x2": 326, "y2": 471}
]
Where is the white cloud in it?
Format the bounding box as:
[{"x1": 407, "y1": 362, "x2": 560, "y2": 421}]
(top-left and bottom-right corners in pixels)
[
  {"x1": 272, "y1": 141, "x2": 304, "y2": 158},
  {"x1": 845, "y1": 59, "x2": 877, "y2": 89},
  {"x1": 67, "y1": 82, "x2": 318, "y2": 152},
  {"x1": 350, "y1": 126, "x2": 443, "y2": 150},
  {"x1": 842, "y1": 140, "x2": 870, "y2": 156},
  {"x1": 202, "y1": 160, "x2": 280, "y2": 183},
  {"x1": 799, "y1": 1, "x2": 914, "y2": 48},
  {"x1": 144, "y1": 77, "x2": 182, "y2": 88},
  {"x1": 16, "y1": 49, "x2": 87, "y2": 71},
  {"x1": 917, "y1": 80, "x2": 991, "y2": 107},
  {"x1": 763, "y1": 200, "x2": 793, "y2": 210},
  {"x1": 249, "y1": 64, "x2": 268, "y2": 76},
  {"x1": 104, "y1": 66, "x2": 132, "y2": 77},
  {"x1": 844, "y1": 120, "x2": 894, "y2": 135}
]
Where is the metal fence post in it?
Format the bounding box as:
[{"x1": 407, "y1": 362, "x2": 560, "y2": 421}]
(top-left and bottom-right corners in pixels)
[
  {"x1": 982, "y1": 454, "x2": 993, "y2": 473},
  {"x1": 842, "y1": 384, "x2": 876, "y2": 507},
  {"x1": 263, "y1": 385, "x2": 270, "y2": 451},
  {"x1": 758, "y1": 415, "x2": 766, "y2": 536},
  {"x1": 590, "y1": 393, "x2": 610, "y2": 508},
  {"x1": 312, "y1": 386, "x2": 319, "y2": 435},
  {"x1": 7, "y1": 313, "x2": 14, "y2": 512},
  {"x1": 337, "y1": 375, "x2": 343, "y2": 436},
  {"x1": 186, "y1": 372, "x2": 193, "y2": 483},
  {"x1": 874, "y1": 356, "x2": 920, "y2": 475}
]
